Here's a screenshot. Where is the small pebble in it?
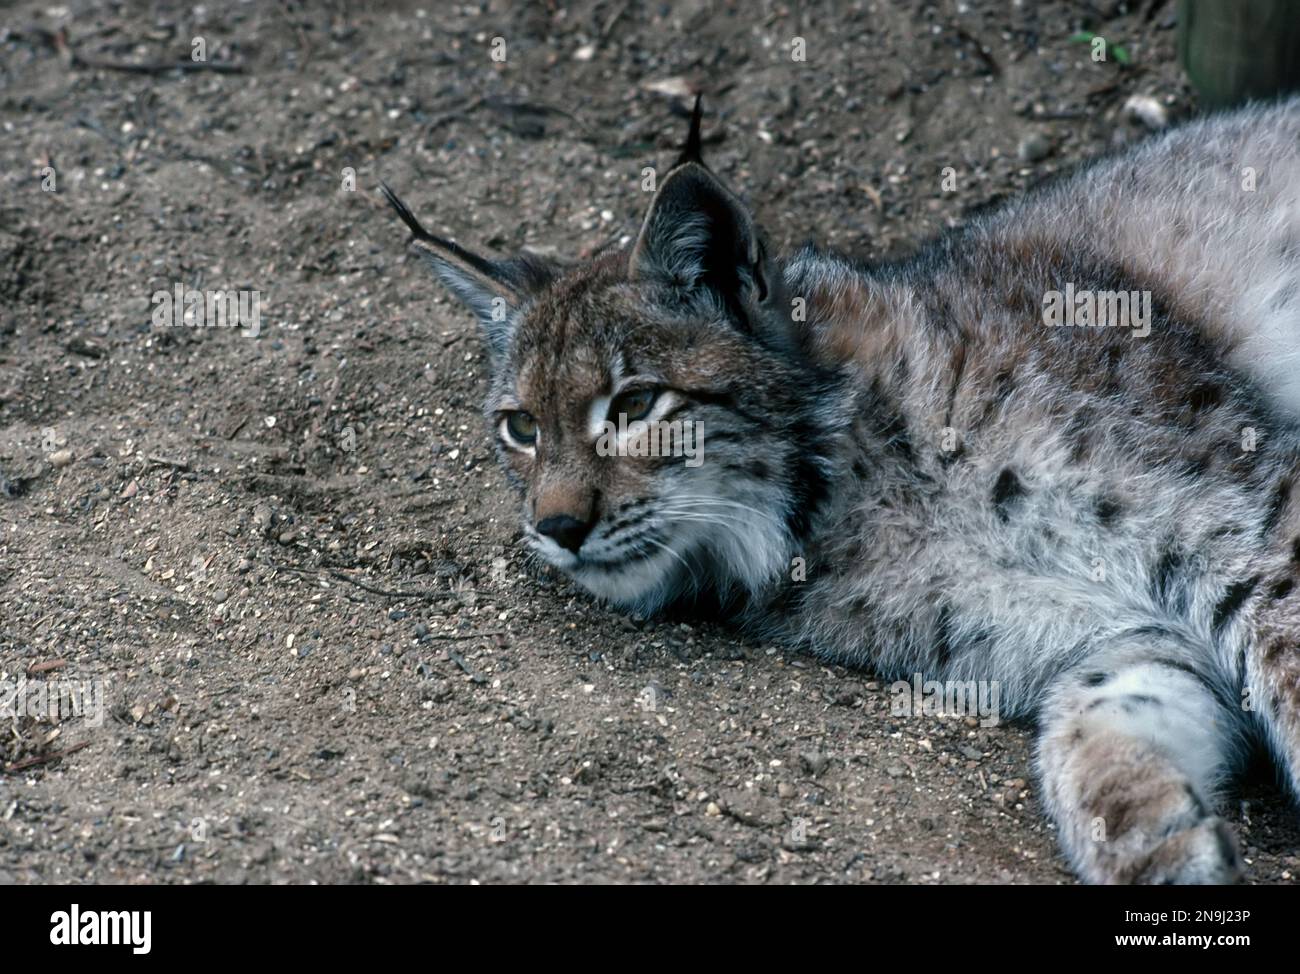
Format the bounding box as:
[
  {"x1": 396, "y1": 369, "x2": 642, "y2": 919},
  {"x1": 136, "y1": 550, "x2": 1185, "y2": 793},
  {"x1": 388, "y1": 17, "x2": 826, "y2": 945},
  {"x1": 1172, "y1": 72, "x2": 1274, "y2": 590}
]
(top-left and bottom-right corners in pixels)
[{"x1": 1017, "y1": 132, "x2": 1051, "y2": 162}]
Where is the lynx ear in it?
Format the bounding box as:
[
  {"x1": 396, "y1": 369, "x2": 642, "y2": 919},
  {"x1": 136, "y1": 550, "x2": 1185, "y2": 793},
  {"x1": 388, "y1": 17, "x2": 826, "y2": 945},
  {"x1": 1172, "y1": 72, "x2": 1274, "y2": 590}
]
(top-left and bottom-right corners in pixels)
[
  {"x1": 381, "y1": 182, "x2": 556, "y2": 360},
  {"x1": 629, "y1": 102, "x2": 779, "y2": 336}
]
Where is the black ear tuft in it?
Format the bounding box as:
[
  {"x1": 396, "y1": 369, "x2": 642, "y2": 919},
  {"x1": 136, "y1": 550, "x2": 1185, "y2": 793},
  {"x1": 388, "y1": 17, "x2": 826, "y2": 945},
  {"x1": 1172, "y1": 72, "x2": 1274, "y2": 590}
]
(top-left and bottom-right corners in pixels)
[
  {"x1": 380, "y1": 182, "x2": 561, "y2": 362},
  {"x1": 673, "y1": 94, "x2": 704, "y2": 169},
  {"x1": 381, "y1": 181, "x2": 502, "y2": 284},
  {"x1": 380, "y1": 181, "x2": 425, "y2": 239}
]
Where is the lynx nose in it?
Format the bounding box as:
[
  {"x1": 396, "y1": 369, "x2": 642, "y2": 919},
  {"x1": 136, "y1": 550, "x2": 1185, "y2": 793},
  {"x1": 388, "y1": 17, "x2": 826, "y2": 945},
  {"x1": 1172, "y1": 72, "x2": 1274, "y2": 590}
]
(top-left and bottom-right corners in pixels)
[{"x1": 536, "y1": 514, "x2": 592, "y2": 553}]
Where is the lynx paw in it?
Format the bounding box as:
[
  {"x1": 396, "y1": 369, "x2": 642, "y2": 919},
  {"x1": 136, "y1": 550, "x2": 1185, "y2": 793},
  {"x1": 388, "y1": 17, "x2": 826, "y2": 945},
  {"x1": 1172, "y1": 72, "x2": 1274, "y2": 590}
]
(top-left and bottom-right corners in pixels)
[{"x1": 1126, "y1": 817, "x2": 1243, "y2": 885}]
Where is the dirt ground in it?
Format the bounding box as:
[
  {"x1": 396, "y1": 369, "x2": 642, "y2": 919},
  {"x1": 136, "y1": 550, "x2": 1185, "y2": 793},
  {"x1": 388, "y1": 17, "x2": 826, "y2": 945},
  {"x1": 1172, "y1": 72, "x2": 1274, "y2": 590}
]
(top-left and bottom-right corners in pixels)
[{"x1": 1, "y1": 0, "x2": 1296, "y2": 885}]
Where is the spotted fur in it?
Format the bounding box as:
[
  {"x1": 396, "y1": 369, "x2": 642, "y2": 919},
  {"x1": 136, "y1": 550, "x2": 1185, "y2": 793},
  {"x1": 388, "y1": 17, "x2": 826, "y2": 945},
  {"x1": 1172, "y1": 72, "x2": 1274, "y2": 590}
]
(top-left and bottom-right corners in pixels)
[{"x1": 386, "y1": 97, "x2": 1300, "y2": 884}]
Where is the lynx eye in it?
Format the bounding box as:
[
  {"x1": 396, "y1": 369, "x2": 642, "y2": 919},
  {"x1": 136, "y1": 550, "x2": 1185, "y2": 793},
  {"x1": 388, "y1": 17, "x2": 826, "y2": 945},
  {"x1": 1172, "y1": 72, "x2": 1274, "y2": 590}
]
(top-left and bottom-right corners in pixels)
[
  {"x1": 503, "y1": 411, "x2": 537, "y2": 446},
  {"x1": 610, "y1": 388, "x2": 658, "y2": 423}
]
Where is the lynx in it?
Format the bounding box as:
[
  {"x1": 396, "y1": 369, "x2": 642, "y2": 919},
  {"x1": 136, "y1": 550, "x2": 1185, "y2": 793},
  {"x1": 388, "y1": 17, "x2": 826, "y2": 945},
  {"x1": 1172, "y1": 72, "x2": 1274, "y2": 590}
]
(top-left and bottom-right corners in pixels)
[{"x1": 384, "y1": 97, "x2": 1300, "y2": 884}]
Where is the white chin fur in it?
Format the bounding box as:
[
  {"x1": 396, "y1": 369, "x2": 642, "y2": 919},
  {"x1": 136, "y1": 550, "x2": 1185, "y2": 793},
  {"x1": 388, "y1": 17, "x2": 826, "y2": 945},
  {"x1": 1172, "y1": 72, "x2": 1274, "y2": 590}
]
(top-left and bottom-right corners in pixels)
[
  {"x1": 528, "y1": 494, "x2": 792, "y2": 614},
  {"x1": 573, "y1": 546, "x2": 685, "y2": 613},
  {"x1": 528, "y1": 530, "x2": 684, "y2": 613}
]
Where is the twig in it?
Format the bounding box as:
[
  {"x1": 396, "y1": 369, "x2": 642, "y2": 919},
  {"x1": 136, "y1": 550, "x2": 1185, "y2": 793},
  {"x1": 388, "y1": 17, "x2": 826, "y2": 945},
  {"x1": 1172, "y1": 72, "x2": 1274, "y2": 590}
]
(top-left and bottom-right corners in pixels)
[
  {"x1": 601, "y1": 1, "x2": 630, "y2": 38},
  {"x1": 74, "y1": 115, "x2": 128, "y2": 148},
  {"x1": 35, "y1": 24, "x2": 243, "y2": 74},
  {"x1": 3, "y1": 740, "x2": 90, "y2": 774},
  {"x1": 223, "y1": 415, "x2": 250, "y2": 440},
  {"x1": 279, "y1": 0, "x2": 314, "y2": 71},
  {"x1": 148, "y1": 455, "x2": 191, "y2": 471},
  {"x1": 65, "y1": 336, "x2": 106, "y2": 359},
  {"x1": 74, "y1": 54, "x2": 244, "y2": 75},
  {"x1": 268, "y1": 562, "x2": 463, "y2": 600},
  {"x1": 322, "y1": 569, "x2": 450, "y2": 599},
  {"x1": 1032, "y1": 108, "x2": 1086, "y2": 120},
  {"x1": 954, "y1": 26, "x2": 1000, "y2": 77},
  {"x1": 447, "y1": 649, "x2": 488, "y2": 684},
  {"x1": 418, "y1": 95, "x2": 593, "y2": 148},
  {"x1": 485, "y1": 96, "x2": 594, "y2": 137},
  {"x1": 420, "y1": 96, "x2": 485, "y2": 147}
]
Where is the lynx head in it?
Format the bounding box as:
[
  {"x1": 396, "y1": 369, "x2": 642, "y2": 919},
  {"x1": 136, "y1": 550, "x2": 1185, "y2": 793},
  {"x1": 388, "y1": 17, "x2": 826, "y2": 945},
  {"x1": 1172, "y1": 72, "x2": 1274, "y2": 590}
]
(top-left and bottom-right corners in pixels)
[{"x1": 385, "y1": 100, "x2": 839, "y2": 614}]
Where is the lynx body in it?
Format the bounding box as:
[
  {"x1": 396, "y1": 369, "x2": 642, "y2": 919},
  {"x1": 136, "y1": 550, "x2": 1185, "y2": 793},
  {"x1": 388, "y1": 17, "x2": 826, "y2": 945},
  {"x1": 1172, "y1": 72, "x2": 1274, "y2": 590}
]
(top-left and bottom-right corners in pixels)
[{"x1": 385, "y1": 98, "x2": 1300, "y2": 883}]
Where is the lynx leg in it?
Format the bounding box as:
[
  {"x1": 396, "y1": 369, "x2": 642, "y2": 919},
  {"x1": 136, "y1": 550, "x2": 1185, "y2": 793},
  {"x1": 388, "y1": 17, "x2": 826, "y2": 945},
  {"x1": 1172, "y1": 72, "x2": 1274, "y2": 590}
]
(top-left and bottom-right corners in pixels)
[
  {"x1": 1247, "y1": 563, "x2": 1300, "y2": 800},
  {"x1": 1035, "y1": 650, "x2": 1244, "y2": 884}
]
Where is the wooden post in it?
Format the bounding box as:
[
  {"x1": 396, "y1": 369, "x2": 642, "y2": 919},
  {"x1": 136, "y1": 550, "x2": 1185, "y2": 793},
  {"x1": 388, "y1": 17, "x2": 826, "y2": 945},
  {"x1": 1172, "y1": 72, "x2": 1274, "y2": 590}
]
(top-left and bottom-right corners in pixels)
[{"x1": 1178, "y1": 0, "x2": 1300, "y2": 108}]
